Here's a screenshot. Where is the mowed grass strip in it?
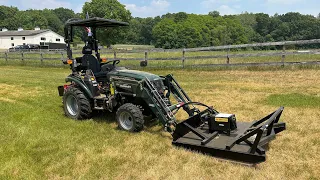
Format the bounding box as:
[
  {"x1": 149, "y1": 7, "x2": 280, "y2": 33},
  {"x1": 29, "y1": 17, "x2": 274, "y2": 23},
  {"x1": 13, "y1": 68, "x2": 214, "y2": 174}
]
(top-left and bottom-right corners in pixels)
[
  {"x1": 267, "y1": 93, "x2": 320, "y2": 108},
  {"x1": 0, "y1": 66, "x2": 319, "y2": 179}
]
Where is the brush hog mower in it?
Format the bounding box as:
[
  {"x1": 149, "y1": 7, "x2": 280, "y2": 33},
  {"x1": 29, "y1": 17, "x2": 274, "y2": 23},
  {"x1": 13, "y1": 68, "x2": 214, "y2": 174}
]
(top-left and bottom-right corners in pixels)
[{"x1": 58, "y1": 17, "x2": 286, "y2": 164}]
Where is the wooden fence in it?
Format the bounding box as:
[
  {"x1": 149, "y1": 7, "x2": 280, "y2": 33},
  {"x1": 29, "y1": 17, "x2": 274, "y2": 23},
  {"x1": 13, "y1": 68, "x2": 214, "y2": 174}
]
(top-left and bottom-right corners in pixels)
[{"x1": 1, "y1": 39, "x2": 320, "y2": 68}]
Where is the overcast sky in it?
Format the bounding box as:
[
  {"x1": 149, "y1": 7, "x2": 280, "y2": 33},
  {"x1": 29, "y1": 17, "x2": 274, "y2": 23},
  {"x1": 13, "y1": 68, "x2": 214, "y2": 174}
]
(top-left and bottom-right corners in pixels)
[{"x1": 1, "y1": 0, "x2": 319, "y2": 17}]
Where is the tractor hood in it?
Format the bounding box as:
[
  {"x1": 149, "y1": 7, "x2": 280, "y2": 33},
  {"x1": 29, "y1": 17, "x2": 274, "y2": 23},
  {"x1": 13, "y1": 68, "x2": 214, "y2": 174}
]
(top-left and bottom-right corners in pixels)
[{"x1": 108, "y1": 69, "x2": 161, "y2": 81}]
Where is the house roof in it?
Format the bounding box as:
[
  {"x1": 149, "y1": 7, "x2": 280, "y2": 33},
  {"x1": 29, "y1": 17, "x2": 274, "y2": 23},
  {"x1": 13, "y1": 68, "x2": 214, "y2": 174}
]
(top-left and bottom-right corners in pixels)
[{"x1": 0, "y1": 29, "x2": 51, "y2": 37}]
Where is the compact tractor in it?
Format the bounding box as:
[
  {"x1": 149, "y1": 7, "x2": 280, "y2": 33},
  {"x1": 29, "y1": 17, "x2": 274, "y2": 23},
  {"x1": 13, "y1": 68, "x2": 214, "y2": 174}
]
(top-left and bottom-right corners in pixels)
[{"x1": 58, "y1": 17, "x2": 286, "y2": 164}]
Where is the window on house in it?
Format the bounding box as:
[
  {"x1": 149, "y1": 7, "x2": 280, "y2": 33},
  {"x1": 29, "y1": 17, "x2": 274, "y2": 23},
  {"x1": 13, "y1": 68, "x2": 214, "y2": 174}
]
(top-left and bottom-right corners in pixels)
[
  {"x1": 11, "y1": 37, "x2": 14, "y2": 40},
  {"x1": 11, "y1": 43, "x2": 14, "y2": 46},
  {"x1": 56, "y1": 38, "x2": 60, "y2": 42},
  {"x1": 41, "y1": 37, "x2": 46, "y2": 41},
  {"x1": 23, "y1": 43, "x2": 26, "y2": 45},
  {"x1": 22, "y1": 37, "x2": 25, "y2": 40}
]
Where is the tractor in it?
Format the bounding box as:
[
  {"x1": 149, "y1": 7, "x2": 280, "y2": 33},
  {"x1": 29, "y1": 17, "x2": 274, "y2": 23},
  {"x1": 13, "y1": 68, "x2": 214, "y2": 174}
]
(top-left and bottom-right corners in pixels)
[{"x1": 58, "y1": 17, "x2": 286, "y2": 164}]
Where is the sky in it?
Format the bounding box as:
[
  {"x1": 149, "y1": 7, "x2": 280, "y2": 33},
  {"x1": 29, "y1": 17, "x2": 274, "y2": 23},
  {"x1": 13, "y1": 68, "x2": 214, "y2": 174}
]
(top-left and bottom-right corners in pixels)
[{"x1": 0, "y1": 0, "x2": 319, "y2": 18}]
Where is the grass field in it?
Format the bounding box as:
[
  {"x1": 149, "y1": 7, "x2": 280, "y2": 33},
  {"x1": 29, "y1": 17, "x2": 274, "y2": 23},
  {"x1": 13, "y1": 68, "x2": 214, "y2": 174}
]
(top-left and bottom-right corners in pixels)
[{"x1": 0, "y1": 65, "x2": 320, "y2": 179}]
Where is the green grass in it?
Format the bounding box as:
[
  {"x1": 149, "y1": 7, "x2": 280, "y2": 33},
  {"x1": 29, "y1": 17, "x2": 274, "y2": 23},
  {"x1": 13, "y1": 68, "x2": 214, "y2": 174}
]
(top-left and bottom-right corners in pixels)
[
  {"x1": 0, "y1": 66, "x2": 320, "y2": 179},
  {"x1": 266, "y1": 93, "x2": 320, "y2": 108}
]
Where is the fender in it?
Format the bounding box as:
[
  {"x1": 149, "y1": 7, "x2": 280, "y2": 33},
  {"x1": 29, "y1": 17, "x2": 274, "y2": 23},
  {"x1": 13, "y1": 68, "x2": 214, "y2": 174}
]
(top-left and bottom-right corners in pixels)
[{"x1": 65, "y1": 76, "x2": 94, "y2": 99}]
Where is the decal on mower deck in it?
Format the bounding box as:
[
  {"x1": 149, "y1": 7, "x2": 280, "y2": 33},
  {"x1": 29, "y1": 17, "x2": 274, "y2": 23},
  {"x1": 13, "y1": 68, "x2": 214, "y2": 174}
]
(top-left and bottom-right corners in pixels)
[{"x1": 215, "y1": 117, "x2": 229, "y2": 122}]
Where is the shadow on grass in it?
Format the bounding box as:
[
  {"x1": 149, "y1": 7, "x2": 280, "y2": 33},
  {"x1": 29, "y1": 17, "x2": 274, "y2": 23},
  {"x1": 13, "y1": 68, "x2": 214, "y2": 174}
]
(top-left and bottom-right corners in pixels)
[{"x1": 81, "y1": 110, "x2": 171, "y2": 138}]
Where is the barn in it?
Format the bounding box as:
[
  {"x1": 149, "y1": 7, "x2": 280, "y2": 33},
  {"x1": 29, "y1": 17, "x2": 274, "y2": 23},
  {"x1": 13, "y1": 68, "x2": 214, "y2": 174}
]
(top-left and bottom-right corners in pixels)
[{"x1": 0, "y1": 27, "x2": 64, "y2": 49}]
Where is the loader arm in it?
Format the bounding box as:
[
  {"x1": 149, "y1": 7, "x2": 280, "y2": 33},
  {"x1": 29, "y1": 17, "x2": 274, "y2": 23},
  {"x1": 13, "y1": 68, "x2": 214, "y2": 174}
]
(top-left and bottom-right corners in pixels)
[
  {"x1": 141, "y1": 77, "x2": 177, "y2": 132},
  {"x1": 141, "y1": 74, "x2": 208, "y2": 132}
]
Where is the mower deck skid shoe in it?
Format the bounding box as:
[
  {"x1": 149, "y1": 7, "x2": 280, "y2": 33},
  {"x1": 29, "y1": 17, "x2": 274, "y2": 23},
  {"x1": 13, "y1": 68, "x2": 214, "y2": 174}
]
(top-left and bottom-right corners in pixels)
[{"x1": 172, "y1": 107, "x2": 285, "y2": 164}]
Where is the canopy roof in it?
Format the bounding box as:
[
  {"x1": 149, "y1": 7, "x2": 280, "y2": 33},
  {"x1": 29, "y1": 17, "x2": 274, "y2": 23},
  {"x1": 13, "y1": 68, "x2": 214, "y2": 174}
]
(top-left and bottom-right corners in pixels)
[{"x1": 65, "y1": 17, "x2": 129, "y2": 28}]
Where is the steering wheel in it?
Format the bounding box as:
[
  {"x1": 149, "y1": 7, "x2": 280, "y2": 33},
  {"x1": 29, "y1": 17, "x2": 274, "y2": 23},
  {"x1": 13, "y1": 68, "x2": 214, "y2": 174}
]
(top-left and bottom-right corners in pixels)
[{"x1": 104, "y1": 59, "x2": 120, "y2": 66}]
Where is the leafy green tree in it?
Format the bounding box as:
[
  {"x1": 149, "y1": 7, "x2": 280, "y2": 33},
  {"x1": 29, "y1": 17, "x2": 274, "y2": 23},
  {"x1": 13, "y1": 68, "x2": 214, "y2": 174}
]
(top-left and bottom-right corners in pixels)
[
  {"x1": 1, "y1": 4, "x2": 320, "y2": 49},
  {"x1": 125, "y1": 18, "x2": 142, "y2": 44},
  {"x1": 14, "y1": 10, "x2": 48, "y2": 30},
  {"x1": 140, "y1": 17, "x2": 157, "y2": 44},
  {"x1": 152, "y1": 13, "x2": 247, "y2": 48},
  {"x1": 42, "y1": 9, "x2": 64, "y2": 35},
  {"x1": 82, "y1": 0, "x2": 132, "y2": 46},
  {"x1": 153, "y1": 18, "x2": 178, "y2": 48},
  {"x1": 0, "y1": 6, "x2": 19, "y2": 29},
  {"x1": 209, "y1": 11, "x2": 220, "y2": 18},
  {"x1": 174, "y1": 12, "x2": 188, "y2": 23},
  {"x1": 53, "y1": 8, "x2": 77, "y2": 23},
  {"x1": 255, "y1": 13, "x2": 270, "y2": 37}
]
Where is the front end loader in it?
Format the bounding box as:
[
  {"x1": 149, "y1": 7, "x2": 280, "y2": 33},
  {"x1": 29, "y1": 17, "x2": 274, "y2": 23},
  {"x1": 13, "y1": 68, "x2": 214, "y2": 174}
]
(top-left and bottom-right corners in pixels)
[{"x1": 58, "y1": 17, "x2": 286, "y2": 164}]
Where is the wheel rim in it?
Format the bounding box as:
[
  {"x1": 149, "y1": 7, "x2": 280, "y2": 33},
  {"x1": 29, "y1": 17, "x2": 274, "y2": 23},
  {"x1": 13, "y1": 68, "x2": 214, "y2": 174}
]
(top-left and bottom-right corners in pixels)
[
  {"x1": 66, "y1": 95, "x2": 79, "y2": 116},
  {"x1": 119, "y1": 111, "x2": 134, "y2": 130}
]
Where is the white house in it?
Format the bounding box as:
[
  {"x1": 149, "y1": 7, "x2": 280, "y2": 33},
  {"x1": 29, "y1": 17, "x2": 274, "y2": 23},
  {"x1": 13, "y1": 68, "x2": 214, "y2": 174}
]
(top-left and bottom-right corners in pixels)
[{"x1": 0, "y1": 27, "x2": 65, "y2": 49}]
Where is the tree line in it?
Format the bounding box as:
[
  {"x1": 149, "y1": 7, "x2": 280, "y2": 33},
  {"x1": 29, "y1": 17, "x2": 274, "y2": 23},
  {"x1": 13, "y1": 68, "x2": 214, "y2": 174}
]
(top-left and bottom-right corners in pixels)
[{"x1": 1, "y1": 0, "x2": 320, "y2": 49}]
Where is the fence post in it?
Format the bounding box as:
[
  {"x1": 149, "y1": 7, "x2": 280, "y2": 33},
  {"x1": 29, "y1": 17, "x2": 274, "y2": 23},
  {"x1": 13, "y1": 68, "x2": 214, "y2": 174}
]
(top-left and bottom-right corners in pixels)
[
  {"x1": 21, "y1": 52, "x2": 24, "y2": 62},
  {"x1": 60, "y1": 52, "x2": 64, "y2": 61},
  {"x1": 5, "y1": 52, "x2": 8, "y2": 62},
  {"x1": 114, "y1": 52, "x2": 117, "y2": 59},
  {"x1": 282, "y1": 45, "x2": 286, "y2": 66},
  {"x1": 144, "y1": 51, "x2": 148, "y2": 61},
  {"x1": 40, "y1": 53, "x2": 44, "y2": 65},
  {"x1": 182, "y1": 49, "x2": 185, "y2": 68},
  {"x1": 226, "y1": 48, "x2": 230, "y2": 64}
]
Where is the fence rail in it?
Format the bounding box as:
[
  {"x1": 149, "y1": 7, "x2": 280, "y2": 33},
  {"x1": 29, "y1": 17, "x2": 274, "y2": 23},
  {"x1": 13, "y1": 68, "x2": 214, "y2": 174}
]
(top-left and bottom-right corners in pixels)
[{"x1": 1, "y1": 39, "x2": 320, "y2": 68}]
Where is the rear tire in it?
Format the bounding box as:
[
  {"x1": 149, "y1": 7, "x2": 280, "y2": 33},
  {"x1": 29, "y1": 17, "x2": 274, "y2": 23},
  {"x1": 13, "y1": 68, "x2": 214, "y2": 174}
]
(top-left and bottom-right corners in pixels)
[
  {"x1": 116, "y1": 103, "x2": 144, "y2": 132},
  {"x1": 63, "y1": 87, "x2": 91, "y2": 120}
]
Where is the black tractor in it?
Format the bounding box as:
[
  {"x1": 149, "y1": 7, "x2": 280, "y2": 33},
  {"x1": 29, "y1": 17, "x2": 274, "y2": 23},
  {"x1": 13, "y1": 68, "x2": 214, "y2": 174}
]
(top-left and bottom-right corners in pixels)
[{"x1": 58, "y1": 17, "x2": 286, "y2": 164}]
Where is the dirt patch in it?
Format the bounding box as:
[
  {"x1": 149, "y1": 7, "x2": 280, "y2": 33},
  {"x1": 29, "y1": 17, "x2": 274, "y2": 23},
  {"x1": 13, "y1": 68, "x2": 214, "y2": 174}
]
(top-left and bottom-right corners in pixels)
[{"x1": 0, "y1": 97, "x2": 16, "y2": 103}]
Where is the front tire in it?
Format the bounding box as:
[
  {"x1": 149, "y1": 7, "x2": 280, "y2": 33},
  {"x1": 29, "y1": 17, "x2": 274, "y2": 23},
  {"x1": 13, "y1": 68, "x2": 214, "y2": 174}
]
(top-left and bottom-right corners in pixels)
[
  {"x1": 116, "y1": 103, "x2": 144, "y2": 132},
  {"x1": 63, "y1": 87, "x2": 91, "y2": 120}
]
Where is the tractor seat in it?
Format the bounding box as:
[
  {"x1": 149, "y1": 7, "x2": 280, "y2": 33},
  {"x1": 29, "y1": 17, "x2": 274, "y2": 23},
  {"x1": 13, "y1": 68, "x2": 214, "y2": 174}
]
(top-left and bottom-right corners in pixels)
[
  {"x1": 81, "y1": 46, "x2": 110, "y2": 79},
  {"x1": 82, "y1": 46, "x2": 101, "y2": 74}
]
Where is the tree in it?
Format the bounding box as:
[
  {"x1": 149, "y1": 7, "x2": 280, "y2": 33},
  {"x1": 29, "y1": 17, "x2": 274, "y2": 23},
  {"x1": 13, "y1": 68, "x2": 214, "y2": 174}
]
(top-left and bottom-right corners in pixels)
[
  {"x1": 152, "y1": 13, "x2": 248, "y2": 48},
  {"x1": 1, "y1": 4, "x2": 320, "y2": 49},
  {"x1": 140, "y1": 17, "x2": 156, "y2": 44},
  {"x1": 255, "y1": 13, "x2": 270, "y2": 38},
  {"x1": 53, "y1": 8, "x2": 77, "y2": 23},
  {"x1": 82, "y1": 0, "x2": 132, "y2": 46},
  {"x1": 209, "y1": 11, "x2": 220, "y2": 18},
  {"x1": 153, "y1": 18, "x2": 178, "y2": 48},
  {"x1": 42, "y1": 9, "x2": 64, "y2": 35},
  {"x1": 82, "y1": 0, "x2": 131, "y2": 21},
  {"x1": 174, "y1": 12, "x2": 188, "y2": 23},
  {"x1": 125, "y1": 18, "x2": 142, "y2": 44},
  {"x1": 0, "y1": 6, "x2": 19, "y2": 29},
  {"x1": 15, "y1": 10, "x2": 48, "y2": 30}
]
